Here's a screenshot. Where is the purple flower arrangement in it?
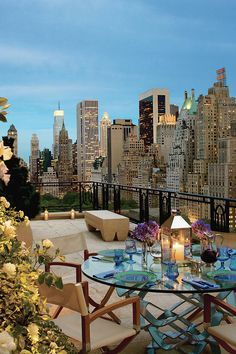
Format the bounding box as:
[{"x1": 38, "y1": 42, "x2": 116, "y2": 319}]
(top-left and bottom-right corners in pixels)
[
  {"x1": 131, "y1": 220, "x2": 160, "y2": 243},
  {"x1": 191, "y1": 219, "x2": 211, "y2": 239}
]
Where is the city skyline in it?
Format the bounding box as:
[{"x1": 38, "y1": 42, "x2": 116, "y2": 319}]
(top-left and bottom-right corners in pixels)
[{"x1": 1, "y1": 0, "x2": 236, "y2": 162}]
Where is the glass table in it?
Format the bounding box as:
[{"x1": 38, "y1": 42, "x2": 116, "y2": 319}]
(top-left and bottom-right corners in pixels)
[{"x1": 82, "y1": 251, "x2": 236, "y2": 353}]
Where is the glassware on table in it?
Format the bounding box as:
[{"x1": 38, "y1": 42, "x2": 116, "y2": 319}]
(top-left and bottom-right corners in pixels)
[
  {"x1": 216, "y1": 247, "x2": 230, "y2": 270},
  {"x1": 229, "y1": 253, "x2": 236, "y2": 271},
  {"x1": 114, "y1": 249, "x2": 124, "y2": 267},
  {"x1": 150, "y1": 240, "x2": 162, "y2": 263},
  {"x1": 125, "y1": 239, "x2": 137, "y2": 264}
]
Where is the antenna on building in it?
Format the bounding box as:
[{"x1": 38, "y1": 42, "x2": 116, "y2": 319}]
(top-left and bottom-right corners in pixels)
[
  {"x1": 216, "y1": 67, "x2": 227, "y2": 86},
  {"x1": 58, "y1": 101, "x2": 61, "y2": 110}
]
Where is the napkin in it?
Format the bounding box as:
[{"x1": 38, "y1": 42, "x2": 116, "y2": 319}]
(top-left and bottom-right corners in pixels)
[
  {"x1": 93, "y1": 270, "x2": 116, "y2": 279},
  {"x1": 182, "y1": 277, "x2": 220, "y2": 289}
]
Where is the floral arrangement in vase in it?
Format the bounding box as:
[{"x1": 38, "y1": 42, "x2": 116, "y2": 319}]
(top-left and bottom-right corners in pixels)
[
  {"x1": 191, "y1": 219, "x2": 217, "y2": 264},
  {"x1": 131, "y1": 220, "x2": 160, "y2": 244},
  {"x1": 131, "y1": 220, "x2": 160, "y2": 267}
]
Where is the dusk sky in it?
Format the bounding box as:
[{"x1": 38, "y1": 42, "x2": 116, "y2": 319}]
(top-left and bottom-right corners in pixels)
[{"x1": 1, "y1": 0, "x2": 236, "y2": 162}]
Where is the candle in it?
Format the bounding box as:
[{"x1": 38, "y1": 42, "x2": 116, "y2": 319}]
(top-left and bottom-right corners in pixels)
[
  {"x1": 172, "y1": 242, "x2": 185, "y2": 261},
  {"x1": 44, "y1": 209, "x2": 48, "y2": 221},
  {"x1": 70, "y1": 209, "x2": 75, "y2": 219}
]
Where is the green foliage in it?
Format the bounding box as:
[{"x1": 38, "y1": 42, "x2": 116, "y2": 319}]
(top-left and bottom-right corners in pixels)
[
  {"x1": 2, "y1": 156, "x2": 40, "y2": 219},
  {"x1": 120, "y1": 199, "x2": 138, "y2": 209}
]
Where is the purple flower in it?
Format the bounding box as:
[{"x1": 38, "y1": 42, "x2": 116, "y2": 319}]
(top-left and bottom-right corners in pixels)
[
  {"x1": 191, "y1": 220, "x2": 211, "y2": 239},
  {"x1": 131, "y1": 220, "x2": 160, "y2": 243}
]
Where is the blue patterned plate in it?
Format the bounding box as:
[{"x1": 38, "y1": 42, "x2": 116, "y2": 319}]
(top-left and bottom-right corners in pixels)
[
  {"x1": 214, "y1": 273, "x2": 236, "y2": 282},
  {"x1": 115, "y1": 270, "x2": 156, "y2": 284}
]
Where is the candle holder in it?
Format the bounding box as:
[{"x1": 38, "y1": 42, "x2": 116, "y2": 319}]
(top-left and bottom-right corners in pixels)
[
  {"x1": 44, "y1": 209, "x2": 49, "y2": 221},
  {"x1": 161, "y1": 210, "x2": 192, "y2": 263},
  {"x1": 70, "y1": 209, "x2": 75, "y2": 219}
]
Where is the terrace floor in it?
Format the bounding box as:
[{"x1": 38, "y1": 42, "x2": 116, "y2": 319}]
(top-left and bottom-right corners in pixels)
[{"x1": 31, "y1": 217, "x2": 230, "y2": 353}]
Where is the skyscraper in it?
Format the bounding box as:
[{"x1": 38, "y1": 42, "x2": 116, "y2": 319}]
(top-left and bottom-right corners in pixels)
[
  {"x1": 58, "y1": 122, "x2": 73, "y2": 189},
  {"x1": 100, "y1": 112, "x2": 111, "y2": 157},
  {"x1": 7, "y1": 124, "x2": 18, "y2": 156},
  {"x1": 29, "y1": 133, "x2": 40, "y2": 182},
  {"x1": 53, "y1": 105, "x2": 64, "y2": 159},
  {"x1": 107, "y1": 119, "x2": 137, "y2": 182},
  {"x1": 139, "y1": 88, "x2": 170, "y2": 147},
  {"x1": 77, "y1": 100, "x2": 99, "y2": 181}
]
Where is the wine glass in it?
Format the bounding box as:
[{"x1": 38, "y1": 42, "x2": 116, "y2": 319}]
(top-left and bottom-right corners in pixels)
[
  {"x1": 125, "y1": 239, "x2": 137, "y2": 264},
  {"x1": 217, "y1": 247, "x2": 230, "y2": 270}
]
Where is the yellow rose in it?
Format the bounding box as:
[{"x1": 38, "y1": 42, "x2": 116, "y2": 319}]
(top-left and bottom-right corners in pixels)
[
  {"x1": 27, "y1": 323, "x2": 39, "y2": 343},
  {"x1": 58, "y1": 351, "x2": 67, "y2": 354},
  {"x1": 0, "y1": 196, "x2": 10, "y2": 208},
  {"x1": 19, "y1": 210, "x2": 24, "y2": 218},
  {"x1": 42, "y1": 239, "x2": 53, "y2": 248},
  {"x1": 2, "y1": 263, "x2": 16, "y2": 276},
  {"x1": 3, "y1": 220, "x2": 16, "y2": 239}
]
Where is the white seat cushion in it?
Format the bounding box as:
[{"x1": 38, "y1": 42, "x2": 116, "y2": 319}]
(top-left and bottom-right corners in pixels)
[
  {"x1": 208, "y1": 322, "x2": 236, "y2": 348},
  {"x1": 54, "y1": 312, "x2": 136, "y2": 350}
]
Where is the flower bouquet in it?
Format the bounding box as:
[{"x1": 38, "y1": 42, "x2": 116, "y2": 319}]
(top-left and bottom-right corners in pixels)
[
  {"x1": 131, "y1": 220, "x2": 160, "y2": 267},
  {"x1": 191, "y1": 220, "x2": 217, "y2": 264}
]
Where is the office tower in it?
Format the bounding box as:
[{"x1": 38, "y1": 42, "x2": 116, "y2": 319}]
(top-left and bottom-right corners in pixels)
[
  {"x1": 41, "y1": 167, "x2": 59, "y2": 197},
  {"x1": 58, "y1": 122, "x2": 73, "y2": 188},
  {"x1": 170, "y1": 104, "x2": 179, "y2": 120},
  {"x1": 53, "y1": 105, "x2": 64, "y2": 159},
  {"x1": 41, "y1": 148, "x2": 52, "y2": 172},
  {"x1": 156, "y1": 114, "x2": 176, "y2": 165},
  {"x1": 77, "y1": 100, "x2": 99, "y2": 181},
  {"x1": 29, "y1": 134, "x2": 40, "y2": 182},
  {"x1": 139, "y1": 88, "x2": 170, "y2": 147},
  {"x1": 7, "y1": 124, "x2": 18, "y2": 156},
  {"x1": 72, "y1": 141, "x2": 77, "y2": 176},
  {"x1": 100, "y1": 112, "x2": 111, "y2": 157},
  {"x1": 107, "y1": 119, "x2": 137, "y2": 182},
  {"x1": 166, "y1": 89, "x2": 197, "y2": 193}
]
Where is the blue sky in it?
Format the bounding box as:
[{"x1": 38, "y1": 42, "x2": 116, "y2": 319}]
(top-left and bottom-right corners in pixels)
[{"x1": 0, "y1": 0, "x2": 235, "y2": 162}]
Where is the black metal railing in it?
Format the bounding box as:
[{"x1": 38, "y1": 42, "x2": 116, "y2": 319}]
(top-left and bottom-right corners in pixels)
[{"x1": 33, "y1": 181, "x2": 236, "y2": 233}]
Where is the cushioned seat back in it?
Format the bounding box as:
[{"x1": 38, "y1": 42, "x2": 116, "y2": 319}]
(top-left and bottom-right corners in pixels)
[
  {"x1": 47, "y1": 232, "x2": 88, "y2": 257},
  {"x1": 39, "y1": 283, "x2": 88, "y2": 316}
]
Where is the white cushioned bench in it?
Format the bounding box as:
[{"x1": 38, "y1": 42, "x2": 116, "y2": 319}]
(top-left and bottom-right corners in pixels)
[{"x1": 84, "y1": 210, "x2": 129, "y2": 241}]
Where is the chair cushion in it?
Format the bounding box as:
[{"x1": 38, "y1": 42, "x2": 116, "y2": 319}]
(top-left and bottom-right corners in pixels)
[
  {"x1": 208, "y1": 322, "x2": 236, "y2": 348},
  {"x1": 54, "y1": 312, "x2": 136, "y2": 350}
]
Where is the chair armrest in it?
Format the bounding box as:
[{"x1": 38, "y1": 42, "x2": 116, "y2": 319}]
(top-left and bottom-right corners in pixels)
[
  {"x1": 45, "y1": 262, "x2": 82, "y2": 282},
  {"x1": 89, "y1": 296, "x2": 140, "y2": 331},
  {"x1": 204, "y1": 294, "x2": 236, "y2": 326}
]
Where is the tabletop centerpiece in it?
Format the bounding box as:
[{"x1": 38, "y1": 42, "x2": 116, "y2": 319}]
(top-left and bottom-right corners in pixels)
[
  {"x1": 131, "y1": 220, "x2": 160, "y2": 268},
  {"x1": 191, "y1": 219, "x2": 217, "y2": 265}
]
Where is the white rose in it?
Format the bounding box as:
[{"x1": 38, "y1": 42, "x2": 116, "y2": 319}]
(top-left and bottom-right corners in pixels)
[
  {"x1": 24, "y1": 216, "x2": 30, "y2": 226},
  {"x1": 3, "y1": 220, "x2": 16, "y2": 239},
  {"x1": 0, "y1": 331, "x2": 16, "y2": 354},
  {"x1": 42, "y1": 239, "x2": 53, "y2": 248},
  {"x1": 27, "y1": 323, "x2": 39, "y2": 343},
  {"x1": 2, "y1": 263, "x2": 16, "y2": 276}
]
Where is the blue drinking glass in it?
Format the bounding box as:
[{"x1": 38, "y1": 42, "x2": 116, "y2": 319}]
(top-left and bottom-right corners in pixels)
[
  {"x1": 217, "y1": 247, "x2": 230, "y2": 270},
  {"x1": 125, "y1": 239, "x2": 137, "y2": 264},
  {"x1": 114, "y1": 249, "x2": 124, "y2": 267}
]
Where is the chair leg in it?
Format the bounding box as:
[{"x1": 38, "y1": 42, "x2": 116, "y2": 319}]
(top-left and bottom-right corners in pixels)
[{"x1": 52, "y1": 305, "x2": 63, "y2": 319}]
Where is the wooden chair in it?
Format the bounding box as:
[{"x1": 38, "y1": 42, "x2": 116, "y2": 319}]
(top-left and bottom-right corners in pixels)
[
  {"x1": 44, "y1": 232, "x2": 120, "y2": 323},
  {"x1": 39, "y1": 281, "x2": 140, "y2": 353},
  {"x1": 204, "y1": 294, "x2": 236, "y2": 353}
]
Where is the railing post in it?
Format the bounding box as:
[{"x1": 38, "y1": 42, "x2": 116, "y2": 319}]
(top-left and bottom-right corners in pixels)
[
  {"x1": 211, "y1": 198, "x2": 230, "y2": 233},
  {"x1": 159, "y1": 191, "x2": 171, "y2": 225},
  {"x1": 92, "y1": 182, "x2": 99, "y2": 210},
  {"x1": 102, "y1": 183, "x2": 109, "y2": 210},
  {"x1": 113, "y1": 185, "x2": 121, "y2": 213},
  {"x1": 79, "y1": 182, "x2": 82, "y2": 212}
]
